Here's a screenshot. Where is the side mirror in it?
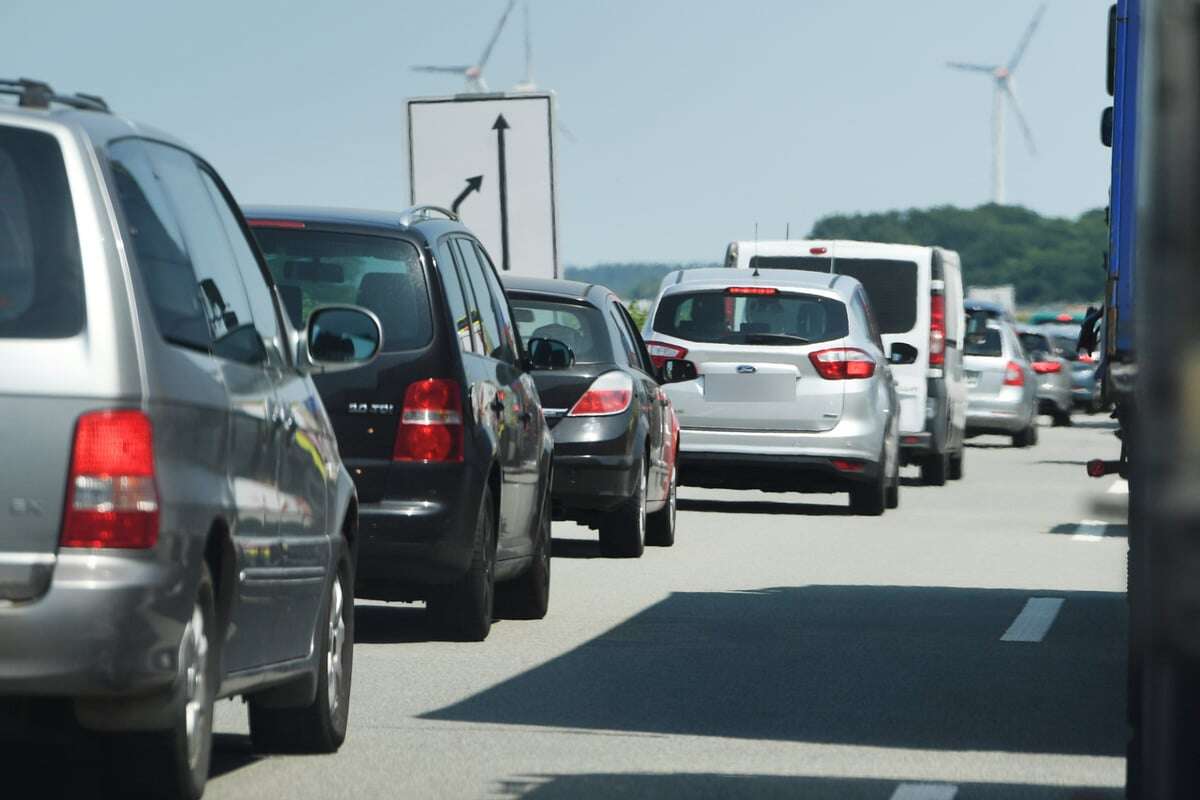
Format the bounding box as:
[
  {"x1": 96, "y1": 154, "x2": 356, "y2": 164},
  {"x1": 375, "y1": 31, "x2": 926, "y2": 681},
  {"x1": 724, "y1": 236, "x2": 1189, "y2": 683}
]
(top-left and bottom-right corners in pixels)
[
  {"x1": 526, "y1": 337, "x2": 575, "y2": 370},
  {"x1": 888, "y1": 342, "x2": 919, "y2": 365},
  {"x1": 302, "y1": 305, "x2": 382, "y2": 372},
  {"x1": 658, "y1": 358, "x2": 698, "y2": 384},
  {"x1": 1100, "y1": 106, "x2": 1114, "y2": 148}
]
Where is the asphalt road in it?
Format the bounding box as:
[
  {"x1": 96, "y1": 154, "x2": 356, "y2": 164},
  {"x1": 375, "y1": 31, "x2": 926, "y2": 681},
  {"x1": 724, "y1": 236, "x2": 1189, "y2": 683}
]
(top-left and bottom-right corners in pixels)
[{"x1": 17, "y1": 416, "x2": 1130, "y2": 799}]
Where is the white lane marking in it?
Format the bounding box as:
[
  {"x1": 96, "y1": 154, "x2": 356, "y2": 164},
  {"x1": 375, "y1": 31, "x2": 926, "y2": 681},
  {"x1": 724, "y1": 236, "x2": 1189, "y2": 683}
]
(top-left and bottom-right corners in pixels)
[
  {"x1": 891, "y1": 784, "x2": 958, "y2": 800},
  {"x1": 1108, "y1": 479, "x2": 1129, "y2": 495},
  {"x1": 1073, "y1": 519, "x2": 1109, "y2": 542},
  {"x1": 1001, "y1": 597, "x2": 1065, "y2": 642}
]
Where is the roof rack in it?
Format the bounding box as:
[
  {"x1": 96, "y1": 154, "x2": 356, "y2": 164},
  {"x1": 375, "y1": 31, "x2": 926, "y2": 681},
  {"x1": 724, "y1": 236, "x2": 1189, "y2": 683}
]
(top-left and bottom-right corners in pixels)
[
  {"x1": 0, "y1": 78, "x2": 110, "y2": 113},
  {"x1": 397, "y1": 205, "x2": 459, "y2": 226}
]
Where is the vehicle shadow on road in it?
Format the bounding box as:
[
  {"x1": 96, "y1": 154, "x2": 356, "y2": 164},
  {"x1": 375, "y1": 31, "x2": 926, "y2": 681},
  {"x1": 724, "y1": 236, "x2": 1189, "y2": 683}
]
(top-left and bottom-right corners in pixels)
[
  {"x1": 676, "y1": 498, "x2": 851, "y2": 516},
  {"x1": 354, "y1": 603, "x2": 451, "y2": 644},
  {"x1": 551, "y1": 537, "x2": 604, "y2": 559},
  {"x1": 1066, "y1": 419, "x2": 1118, "y2": 431},
  {"x1": 1047, "y1": 522, "x2": 1129, "y2": 538},
  {"x1": 422, "y1": 585, "x2": 1126, "y2": 756},
  {"x1": 492, "y1": 772, "x2": 1121, "y2": 799}
]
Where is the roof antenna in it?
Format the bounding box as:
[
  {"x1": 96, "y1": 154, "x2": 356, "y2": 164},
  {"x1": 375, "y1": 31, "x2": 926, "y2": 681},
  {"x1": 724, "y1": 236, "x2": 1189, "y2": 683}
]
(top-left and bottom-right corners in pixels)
[{"x1": 752, "y1": 222, "x2": 760, "y2": 277}]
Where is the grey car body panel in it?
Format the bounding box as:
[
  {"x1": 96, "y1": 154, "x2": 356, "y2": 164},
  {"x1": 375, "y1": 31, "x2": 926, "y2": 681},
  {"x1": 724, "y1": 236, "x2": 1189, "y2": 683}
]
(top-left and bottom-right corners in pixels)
[{"x1": 0, "y1": 105, "x2": 358, "y2": 727}]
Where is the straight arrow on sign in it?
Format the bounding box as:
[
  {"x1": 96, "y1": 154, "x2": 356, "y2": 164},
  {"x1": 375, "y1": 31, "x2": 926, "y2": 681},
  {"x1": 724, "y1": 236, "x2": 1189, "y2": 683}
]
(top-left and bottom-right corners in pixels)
[{"x1": 493, "y1": 114, "x2": 510, "y2": 271}]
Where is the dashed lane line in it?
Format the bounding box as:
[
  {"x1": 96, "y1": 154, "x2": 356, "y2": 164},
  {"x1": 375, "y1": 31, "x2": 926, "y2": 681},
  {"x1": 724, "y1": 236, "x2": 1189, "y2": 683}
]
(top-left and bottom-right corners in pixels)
[
  {"x1": 1073, "y1": 520, "x2": 1109, "y2": 542},
  {"x1": 890, "y1": 783, "x2": 959, "y2": 800},
  {"x1": 1001, "y1": 597, "x2": 1065, "y2": 642}
]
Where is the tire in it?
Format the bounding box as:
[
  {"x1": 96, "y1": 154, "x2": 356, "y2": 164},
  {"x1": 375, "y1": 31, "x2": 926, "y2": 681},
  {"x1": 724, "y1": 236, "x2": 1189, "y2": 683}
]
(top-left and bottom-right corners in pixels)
[
  {"x1": 849, "y1": 463, "x2": 887, "y2": 516},
  {"x1": 429, "y1": 486, "x2": 497, "y2": 640},
  {"x1": 920, "y1": 451, "x2": 949, "y2": 486},
  {"x1": 1013, "y1": 422, "x2": 1039, "y2": 448},
  {"x1": 600, "y1": 458, "x2": 647, "y2": 558},
  {"x1": 106, "y1": 564, "x2": 217, "y2": 800},
  {"x1": 646, "y1": 467, "x2": 677, "y2": 547},
  {"x1": 1052, "y1": 408, "x2": 1073, "y2": 427},
  {"x1": 948, "y1": 450, "x2": 964, "y2": 481},
  {"x1": 249, "y1": 549, "x2": 354, "y2": 753},
  {"x1": 497, "y1": 484, "x2": 551, "y2": 620}
]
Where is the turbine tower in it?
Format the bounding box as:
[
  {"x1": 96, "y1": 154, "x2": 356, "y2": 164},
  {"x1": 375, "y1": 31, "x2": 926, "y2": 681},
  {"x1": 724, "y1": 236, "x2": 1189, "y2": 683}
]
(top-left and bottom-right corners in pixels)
[
  {"x1": 411, "y1": 0, "x2": 517, "y2": 93},
  {"x1": 948, "y1": 3, "x2": 1046, "y2": 205}
]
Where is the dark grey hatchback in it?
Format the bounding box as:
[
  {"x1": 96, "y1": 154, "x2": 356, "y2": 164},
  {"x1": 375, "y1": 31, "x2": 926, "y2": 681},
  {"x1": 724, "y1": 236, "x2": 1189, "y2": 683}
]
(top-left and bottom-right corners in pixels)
[{"x1": 247, "y1": 206, "x2": 556, "y2": 642}]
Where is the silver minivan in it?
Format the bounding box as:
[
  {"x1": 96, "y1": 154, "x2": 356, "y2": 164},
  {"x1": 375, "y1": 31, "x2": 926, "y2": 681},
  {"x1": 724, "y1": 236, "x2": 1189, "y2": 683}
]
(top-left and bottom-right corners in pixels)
[
  {"x1": 645, "y1": 268, "x2": 901, "y2": 515},
  {"x1": 0, "y1": 81, "x2": 380, "y2": 798}
]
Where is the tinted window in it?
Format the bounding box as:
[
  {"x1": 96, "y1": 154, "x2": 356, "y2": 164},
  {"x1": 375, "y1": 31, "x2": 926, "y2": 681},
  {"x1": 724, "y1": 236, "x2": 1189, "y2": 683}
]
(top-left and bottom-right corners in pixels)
[
  {"x1": 610, "y1": 304, "x2": 641, "y2": 367},
  {"x1": 435, "y1": 239, "x2": 476, "y2": 354},
  {"x1": 965, "y1": 328, "x2": 1003, "y2": 357},
  {"x1": 748, "y1": 255, "x2": 831, "y2": 272},
  {"x1": 1051, "y1": 335, "x2": 1079, "y2": 360},
  {"x1": 1019, "y1": 332, "x2": 1052, "y2": 359},
  {"x1": 616, "y1": 302, "x2": 655, "y2": 374},
  {"x1": 832, "y1": 259, "x2": 918, "y2": 334},
  {"x1": 509, "y1": 297, "x2": 614, "y2": 364},
  {"x1": 0, "y1": 126, "x2": 84, "y2": 339},
  {"x1": 255, "y1": 229, "x2": 430, "y2": 352},
  {"x1": 454, "y1": 239, "x2": 509, "y2": 362},
  {"x1": 472, "y1": 243, "x2": 521, "y2": 361},
  {"x1": 653, "y1": 290, "x2": 848, "y2": 345}
]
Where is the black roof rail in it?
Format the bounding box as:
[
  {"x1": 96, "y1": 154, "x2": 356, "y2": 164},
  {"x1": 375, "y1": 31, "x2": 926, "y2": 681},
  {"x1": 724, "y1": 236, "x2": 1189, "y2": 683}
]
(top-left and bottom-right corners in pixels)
[{"x1": 0, "y1": 78, "x2": 110, "y2": 113}]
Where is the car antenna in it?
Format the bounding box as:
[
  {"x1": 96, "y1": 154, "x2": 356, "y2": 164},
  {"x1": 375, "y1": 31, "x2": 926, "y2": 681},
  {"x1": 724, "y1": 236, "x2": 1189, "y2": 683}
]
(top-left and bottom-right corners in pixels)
[{"x1": 752, "y1": 222, "x2": 760, "y2": 276}]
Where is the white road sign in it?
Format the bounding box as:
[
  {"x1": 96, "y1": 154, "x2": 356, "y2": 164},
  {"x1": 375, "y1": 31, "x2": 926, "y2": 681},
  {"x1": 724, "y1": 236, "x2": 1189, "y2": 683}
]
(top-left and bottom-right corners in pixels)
[{"x1": 408, "y1": 93, "x2": 559, "y2": 278}]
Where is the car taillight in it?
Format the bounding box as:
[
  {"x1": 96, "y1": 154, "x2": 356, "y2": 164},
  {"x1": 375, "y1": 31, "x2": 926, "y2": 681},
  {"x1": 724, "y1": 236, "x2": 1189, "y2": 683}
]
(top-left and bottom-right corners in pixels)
[
  {"x1": 809, "y1": 348, "x2": 876, "y2": 380},
  {"x1": 1078, "y1": 353, "x2": 1095, "y2": 364},
  {"x1": 61, "y1": 410, "x2": 159, "y2": 549},
  {"x1": 644, "y1": 340, "x2": 688, "y2": 370},
  {"x1": 1032, "y1": 361, "x2": 1062, "y2": 374},
  {"x1": 929, "y1": 292, "x2": 946, "y2": 367},
  {"x1": 831, "y1": 458, "x2": 865, "y2": 473},
  {"x1": 726, "y1": 286, "x2": 778, "y2": 296},
  {"x1": 1004, "y1": 361, "x2": 1025, "y2": 386},
  {"x1": 569, "y1": 371, "x2": 634, "y2": 416},
  {"x1": 393, "y1": 379, "x2": 464, "y2": 463}
]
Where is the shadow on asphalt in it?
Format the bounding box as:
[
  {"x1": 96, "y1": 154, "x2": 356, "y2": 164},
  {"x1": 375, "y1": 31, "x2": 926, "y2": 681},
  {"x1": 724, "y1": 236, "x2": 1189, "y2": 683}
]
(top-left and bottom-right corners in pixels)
[
  {"x1": 422, "y1": 585, "x2": 1126, "y2": 756},
  {"x1": 551, "y1": 537, "x2": 604, "y2": 559},
  {"x1": 1048, "y1": 522, "x2": 1130, "y2": 538},
  {"x1": 1037, "y1": 459, "x2": 1090, "y2": 466},
  {"x1": 965, "y1": 441, "x2": 1014, "y2": 450},
  {"x1": 355, "y1": 602, "x2": 473, "y2": 644},
  {"x1": 493, "y1": 773, "x2": 1122, "y2": 799},
  {"x1": 676, "y1": 498, "x2": 851, "y2": 516},
  {"x1": 1068, "y1": 419, "x2": 1118, "y2": 431}
]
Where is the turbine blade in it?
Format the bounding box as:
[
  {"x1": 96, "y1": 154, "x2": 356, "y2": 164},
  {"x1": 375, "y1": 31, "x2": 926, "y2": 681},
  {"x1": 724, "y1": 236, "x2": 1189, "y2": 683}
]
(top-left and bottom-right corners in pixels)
[
  {"x1": 478, "y1": 0, "x2": 517, "y2": 70},
  {"x1": 411, "y1": 65, "x2": 473, "y2": 74},
  {"x1": 1007, "y1": 2, "x2": 1048, "y2": 71},
  {"x1": 946, "y1": 61, "x2": 997, "y2": 73},
  {"x1": 1004, "y1": 83, "x2": 1037, "y2": 155},
  {"x1": 557, "y1": 122, "x2": 577, "y2": 143},
  {"x1": 523, "y1": 0, "x2": 533, "y2": 85}
]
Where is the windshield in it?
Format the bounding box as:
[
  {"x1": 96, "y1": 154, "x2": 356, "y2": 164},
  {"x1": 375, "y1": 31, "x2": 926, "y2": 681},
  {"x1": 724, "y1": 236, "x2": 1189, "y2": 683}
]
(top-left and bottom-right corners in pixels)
[
  {"x1": 653, "y1": 289, "x2": 847, "y2": 345},
  {"x1": 965, "y1": 327, "x2": 1003, "y2": 357},
  {"x1": 0, "y1": 126, "x2": 84, "y2": 339},
  {"x1": 253, "y1": 228, "x2": 431, "y2": 352},
  {"x1": 508, "y1": 296, "x2": 614, "y2": 364}
]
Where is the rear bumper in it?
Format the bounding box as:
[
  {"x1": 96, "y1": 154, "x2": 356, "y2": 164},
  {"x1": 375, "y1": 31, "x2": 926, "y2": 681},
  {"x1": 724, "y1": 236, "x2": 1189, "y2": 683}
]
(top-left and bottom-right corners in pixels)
[
  {"x1": 0, "y1": 553, "x2": 184, "y2": 698},
  {"x1": 678, "y1": 451, "x2": 880, "y2": 491},
  {"x1": 548, "y1": 413, "x2": 640, "y2": 517},
  {"x1": 966, "y1": 407, "x2": 1031, "y2": 434}
]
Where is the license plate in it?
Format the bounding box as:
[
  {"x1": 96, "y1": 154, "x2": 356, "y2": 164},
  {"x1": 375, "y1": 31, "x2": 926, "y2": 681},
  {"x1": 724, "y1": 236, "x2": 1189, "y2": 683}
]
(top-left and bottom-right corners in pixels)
[{"x1": 966, "y1": 371, "x2": 981, "y2": 388}]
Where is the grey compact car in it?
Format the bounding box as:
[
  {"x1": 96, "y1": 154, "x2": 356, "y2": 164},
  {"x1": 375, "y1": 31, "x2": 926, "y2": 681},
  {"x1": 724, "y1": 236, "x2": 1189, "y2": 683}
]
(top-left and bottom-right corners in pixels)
[
  {"x1": 1017, "y1": 326, "x2": 1073, "y2": 426},
  {"x1": 0, "y1": 80, "x2": 380, "y2": 798},
  {"x1": 964, "y1": 319, "x2": 1039, "y2": 446},
  {"x1": 646, "y1": 268, "x2": 902, "y2": 515}
]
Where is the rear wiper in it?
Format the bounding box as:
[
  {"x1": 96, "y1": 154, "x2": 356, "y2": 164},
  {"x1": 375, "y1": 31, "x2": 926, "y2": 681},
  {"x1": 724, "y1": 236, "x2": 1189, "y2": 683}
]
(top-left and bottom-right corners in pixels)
[{"x1": 734, "y1": 333, "x2": 812, "y2": 345}]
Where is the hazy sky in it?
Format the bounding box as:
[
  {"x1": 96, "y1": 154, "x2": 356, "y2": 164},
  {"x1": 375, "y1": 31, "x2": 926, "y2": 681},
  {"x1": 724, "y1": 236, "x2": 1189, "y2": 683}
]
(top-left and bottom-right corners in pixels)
[{"x1": 4, "y1": 0, "x2": 1109, "y2": 265}]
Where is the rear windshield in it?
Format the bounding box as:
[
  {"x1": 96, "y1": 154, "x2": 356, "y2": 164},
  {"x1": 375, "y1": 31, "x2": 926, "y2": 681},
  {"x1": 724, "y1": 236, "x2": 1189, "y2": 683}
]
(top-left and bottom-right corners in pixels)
[
  {"x1": 508, "y1": 296, "x2": 614, "y2": 364},
  {"x1": 1019, "y1": 332, "x2": 1052, "y2": 359},
  {"x1": 965, "y1": 328, "x2": 1003, "y2": 357},
  {"x1": 745, "y1": 256, "x2": 918, "y2": 334},
  {"x1": 1052, "y1": 335, "x2": 1079, "y2": 360},
  {"x1": 653, "y1": 289, "x2": 848, "y2": 346},
  {"x1": 0, "y1": 126, "x2": 84, "y2": 338},
  {"x1": 253, "y1": 228, "x2": 431, "y2": 351}
]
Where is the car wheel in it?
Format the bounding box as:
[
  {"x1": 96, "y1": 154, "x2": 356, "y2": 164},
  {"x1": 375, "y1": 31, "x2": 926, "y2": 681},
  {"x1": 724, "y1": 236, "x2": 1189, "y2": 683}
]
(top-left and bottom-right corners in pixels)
[
  {"x1": 646, "y1": 467, "x2": 677, "y2": 547},
  {"x1": 430, "y1": 486, "x2": 497, "y2": 640},
  {"x1": 497, "y1": 484, "x2": 551, "y2": 620},
  {"x1": 885, "y1": 462, "x2": 900, "y2": 509},
  {"x1": 920, "y1": 451, "x2": 949, "y2": 486},
  {"x1": 249, "y1": 548, "x2": 354, "y2": 753},
  {"x1": 850, "y1": 463, "x2": 887, "y2": 516},
  {"x1": 600, "y1": 458, "x2": 647, "y2": 558},
  {"x1": 948, "y1": 450, "x2": 964, "y2": 481},
  {"x1": 1052, "y1": 408, "x2": 1073, "y2": 427},
  {"x1": 107, "y1": 564, "x2": 216, "y2": 800}
]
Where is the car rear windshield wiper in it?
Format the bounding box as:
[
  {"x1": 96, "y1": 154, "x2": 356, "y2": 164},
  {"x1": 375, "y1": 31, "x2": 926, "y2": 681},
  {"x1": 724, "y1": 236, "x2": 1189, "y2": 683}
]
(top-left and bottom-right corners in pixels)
[{"x1": 723, "y1": 332, "x2": 812, "y2": 346}]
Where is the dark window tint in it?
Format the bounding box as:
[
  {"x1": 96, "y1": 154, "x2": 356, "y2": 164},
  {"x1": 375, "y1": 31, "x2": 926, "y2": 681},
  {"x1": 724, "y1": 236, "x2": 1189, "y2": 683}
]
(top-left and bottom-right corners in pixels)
[
  {"x1": 255, "y1": 229, "x2": 430, "y2": 352},
  {"x1": 472, "y1": 243, "x2": 521, "y2": 361},
  {"x1": 510, "y1": 297, "x2": 614, "y2": 364},
  {"x1": 454, "y1": 239, "x2": 510, "y2": 362},
  {"x1": 0, "y1": 126, "x2": 84, "y2": 338},
  {"x1": 748, "y1": 256, "x2": 832, "y2": 272},
  {"x1": 1051, "y1": 336, "x2": 1079, "y2": 360},
  {"x1": 965, "y1": 328, "x2": 1003, "y2": 357},
  {"x1": 1019, "y1": 332, "x2": 1052, "y2": 359},
  {"x1": 435, "y1": 239, "x2": 476, "y2": 354},
  {"x1": 653, "y1": 290, "x2": 848, "y2": 346},
  {"x1": 616, "y1": 302, "x2": 655, "y2": 374},
  {"x1": 610, "y1": 304, "x2": 641, "y2": 367},
  {"x1": 832, "y1": 259, "x2": 918, "y2": 334}
]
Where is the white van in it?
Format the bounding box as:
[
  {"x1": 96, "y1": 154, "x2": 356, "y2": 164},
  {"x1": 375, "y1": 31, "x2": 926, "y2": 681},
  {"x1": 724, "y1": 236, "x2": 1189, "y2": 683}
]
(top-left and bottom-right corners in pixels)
[{"x1": 724, "y1": 239, "x2": 967, "y2": 484}]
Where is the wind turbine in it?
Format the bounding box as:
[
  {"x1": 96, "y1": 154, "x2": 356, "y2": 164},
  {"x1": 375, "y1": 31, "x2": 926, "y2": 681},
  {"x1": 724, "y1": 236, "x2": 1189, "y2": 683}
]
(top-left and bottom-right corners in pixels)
[
  {"x1": 947, "y1": 2, "x2": 1046, "y2": 205},
  {"x1": 411, "y1": 0, "x2": 517, "y2": 93},
  {"x1": 510, "y1": 1, "x2": 577, "y2": 143}
]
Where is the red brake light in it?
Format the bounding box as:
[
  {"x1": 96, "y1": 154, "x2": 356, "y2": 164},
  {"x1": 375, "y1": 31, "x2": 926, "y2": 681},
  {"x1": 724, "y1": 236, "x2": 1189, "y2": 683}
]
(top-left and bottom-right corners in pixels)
[
  {"x1": 394, "y1": 379, "x2": 464, "y2": 462},
  {"x1": 929, "y1": 292, "x2": 946, "y2": 367},
  {"x1": 726, "y1": 286, "x2": 778, "y2": 296},
  {"x1": 809, "y1": 348, "x2": 876, "y2": 380},
  {"x1": 644, "y1": 340, "x2": 688, "y2": 370},
  {"x1": 1032, "y1": 361, "x2": 1062, "y2": 374},
  {"x1": 61, "y1": 410, "x2": 159, "y2": 549},
  {"x1": 810, "y1": 247, "x2": 828, "y2": 255},
  {"x1": 1057, "y1": 313, "x2": 1073, "y2": 322},
  {"x1": 245, "y1": 218, "x2": 306, "y2": 230},
  {"x1": 569, "y1": 372, "x2": 634, "y2": 416},
  {"x1": 831, "y1": 458, "x2": 865, "y2": 473},
  {"x1": 1003, "y1": 361, "x2": 1025, "y2": 386}
]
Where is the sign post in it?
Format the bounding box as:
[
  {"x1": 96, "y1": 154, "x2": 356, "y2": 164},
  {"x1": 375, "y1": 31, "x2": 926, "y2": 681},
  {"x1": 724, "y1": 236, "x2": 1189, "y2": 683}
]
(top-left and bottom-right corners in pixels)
[{"x1": 408, "y1": 93, "x2": 560, "y2": 278}]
